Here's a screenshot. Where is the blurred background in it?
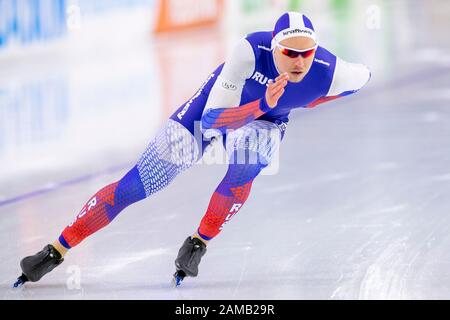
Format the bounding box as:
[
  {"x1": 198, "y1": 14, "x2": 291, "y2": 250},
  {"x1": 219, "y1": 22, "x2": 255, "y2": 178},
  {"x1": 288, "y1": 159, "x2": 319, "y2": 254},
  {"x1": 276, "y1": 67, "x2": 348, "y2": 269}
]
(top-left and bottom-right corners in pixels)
[
  {"x1": 1, "y1": 0, "x2": 450, "y2": 299},
  {"x1": 1, "y1": 0, "x2": 449, "y2": 200}
]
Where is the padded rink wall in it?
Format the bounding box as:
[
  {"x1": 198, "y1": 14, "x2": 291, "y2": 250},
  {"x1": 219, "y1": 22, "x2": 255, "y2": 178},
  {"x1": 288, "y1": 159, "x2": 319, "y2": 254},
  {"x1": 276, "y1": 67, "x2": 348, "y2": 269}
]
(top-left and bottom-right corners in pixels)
[
  {"x1": 0, "y1": 0, "x2": 155, "y2": 52},
  {"x1": 152, "y1": 0, "x2": 303, "y2": 34},
  {"x1": 0, "y1": 0, "x2": 67, "y2": 49},
  {"x1": 0, "y1": 0, "x2": 304, "y2": 50},
  {"x1": 153, "y1": 0, "x2": 224, "y2": 33}
]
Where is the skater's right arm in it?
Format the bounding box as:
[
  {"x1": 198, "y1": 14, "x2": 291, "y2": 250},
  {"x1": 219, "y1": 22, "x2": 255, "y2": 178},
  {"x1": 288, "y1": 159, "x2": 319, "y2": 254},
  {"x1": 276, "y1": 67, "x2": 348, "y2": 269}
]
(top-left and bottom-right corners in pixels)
[
  {"x1": 201, "y1": 74, "x2": 288, "y2": 134},
  {"x1": 201, "y1": 38, "x2": 287, "y2": 135},
  {"x1": 202, "y1": 38, "x2": 254, "y2": 117}
]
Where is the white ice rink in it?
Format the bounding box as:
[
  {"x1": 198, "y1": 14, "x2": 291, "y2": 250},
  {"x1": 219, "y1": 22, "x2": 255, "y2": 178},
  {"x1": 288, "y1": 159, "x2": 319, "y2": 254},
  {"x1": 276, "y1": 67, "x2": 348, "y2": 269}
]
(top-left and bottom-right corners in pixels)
[{"x1": 1, "y1": 0, "x2": 450, "y2": 299}]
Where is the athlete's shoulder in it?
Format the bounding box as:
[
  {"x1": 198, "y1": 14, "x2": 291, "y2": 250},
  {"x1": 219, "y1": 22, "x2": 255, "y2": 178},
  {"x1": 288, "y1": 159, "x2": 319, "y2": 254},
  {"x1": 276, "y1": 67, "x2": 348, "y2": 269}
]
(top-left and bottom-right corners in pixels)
[
  {"x1": 312, "y1": 46, "x2": 337, "y2": 73},
  {"x1": 244, "y1": 31, "x2": 273, "y2": 59},
  {"x1": 245, "y1": 31, "x2": 273, "y2": 44},
  {"x1": 311, "y1": 46, "x2": 371, "y2": 97},
  {"x1": 307, "y1": 46, "x2": 337, "y2": 91}
]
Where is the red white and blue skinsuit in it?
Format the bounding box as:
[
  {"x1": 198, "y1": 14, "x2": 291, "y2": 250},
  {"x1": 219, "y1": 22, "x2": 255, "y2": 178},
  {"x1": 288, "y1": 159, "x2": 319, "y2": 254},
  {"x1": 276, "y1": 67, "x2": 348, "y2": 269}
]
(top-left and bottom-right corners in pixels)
[{"x1": 58, "y1": 31, "x2": 371, "y2": 249}]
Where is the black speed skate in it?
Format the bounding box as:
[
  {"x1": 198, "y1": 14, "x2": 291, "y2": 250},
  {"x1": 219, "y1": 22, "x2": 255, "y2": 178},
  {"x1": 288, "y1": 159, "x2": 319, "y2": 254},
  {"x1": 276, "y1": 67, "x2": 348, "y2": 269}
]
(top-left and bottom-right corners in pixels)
[
  {"x1": 13, "y1": 244, "x2": 64, "y2": 288},
  {"x1": 173, "y1": 236, "x2": 207, "y2": 287}
]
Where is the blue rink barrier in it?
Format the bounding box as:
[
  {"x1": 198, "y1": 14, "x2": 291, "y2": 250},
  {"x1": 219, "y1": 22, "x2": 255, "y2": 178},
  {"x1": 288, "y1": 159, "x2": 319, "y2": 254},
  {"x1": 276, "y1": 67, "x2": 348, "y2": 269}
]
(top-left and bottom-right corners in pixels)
[{"x1": 0, "y1": 0, "x2": 67, "y2": 49}]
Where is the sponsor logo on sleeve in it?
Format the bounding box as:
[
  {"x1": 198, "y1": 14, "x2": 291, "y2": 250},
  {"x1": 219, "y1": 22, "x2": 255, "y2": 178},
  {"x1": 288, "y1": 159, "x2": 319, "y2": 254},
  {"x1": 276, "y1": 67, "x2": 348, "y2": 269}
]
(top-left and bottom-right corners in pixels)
[{"x1": 221, "y1": 80, "x2": 237, "y2": 91}]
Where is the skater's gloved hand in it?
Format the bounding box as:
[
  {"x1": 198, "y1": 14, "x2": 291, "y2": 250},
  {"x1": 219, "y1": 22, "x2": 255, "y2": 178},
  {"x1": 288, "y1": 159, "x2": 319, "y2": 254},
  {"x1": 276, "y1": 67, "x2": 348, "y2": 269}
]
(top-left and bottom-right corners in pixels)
[{"x1": 265, "y1": 73, "x2": 289, "y2": 108}]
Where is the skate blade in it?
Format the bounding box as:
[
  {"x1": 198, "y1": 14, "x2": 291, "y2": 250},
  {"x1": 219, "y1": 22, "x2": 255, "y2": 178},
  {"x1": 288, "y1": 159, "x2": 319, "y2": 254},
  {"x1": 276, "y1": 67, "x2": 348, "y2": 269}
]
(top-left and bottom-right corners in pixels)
[
  {"x1": 173, "y1": 275, "x2": 183, "y2": 287},
  {"x1": 172, "y1": 270, "x2": 186, "y2": 287},
  {"x1": 13, "y1": 275, "x2": 28, "y2": 289}
]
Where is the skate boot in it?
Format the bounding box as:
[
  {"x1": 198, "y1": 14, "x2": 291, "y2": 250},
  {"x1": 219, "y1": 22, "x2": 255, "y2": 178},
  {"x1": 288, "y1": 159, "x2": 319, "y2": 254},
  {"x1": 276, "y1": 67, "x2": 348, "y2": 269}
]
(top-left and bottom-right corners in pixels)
[
  {"x1": 173, "y1": 236, "x2": 207, "y2": 287},
  {"x1": 13, "y1": 244, "x2": 64, "y2": 288}
]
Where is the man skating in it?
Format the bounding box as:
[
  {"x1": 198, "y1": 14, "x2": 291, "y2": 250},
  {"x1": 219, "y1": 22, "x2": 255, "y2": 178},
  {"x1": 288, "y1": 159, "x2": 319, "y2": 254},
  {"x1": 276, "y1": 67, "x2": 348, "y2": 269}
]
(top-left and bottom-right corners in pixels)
[{"x1": 14, "y1": 12, "x2": 370, "y2": 288}]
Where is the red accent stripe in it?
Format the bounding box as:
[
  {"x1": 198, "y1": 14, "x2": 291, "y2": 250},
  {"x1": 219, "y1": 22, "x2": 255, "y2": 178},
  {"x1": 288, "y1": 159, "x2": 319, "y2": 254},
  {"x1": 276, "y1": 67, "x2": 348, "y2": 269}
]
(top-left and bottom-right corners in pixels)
[
  {"x1": 198, "y1": 180, "x2": 253, "y2": 239},
  {"x1": 61, "y1": 181, "x2": 119, "y2": 248},
  {"x1": 307, "y1": 95, "x2": 341, "y2": 108},
  {"x1": 210, "y1": 100, "x2": 262, "y2": 130}
]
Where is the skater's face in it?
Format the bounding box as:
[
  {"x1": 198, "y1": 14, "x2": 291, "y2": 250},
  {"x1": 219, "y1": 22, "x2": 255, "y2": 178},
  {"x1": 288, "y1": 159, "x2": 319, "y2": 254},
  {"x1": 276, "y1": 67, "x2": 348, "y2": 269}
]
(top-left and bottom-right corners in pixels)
[{"x1": 273, "y1": 36, "x2": 317, "y2": 83}]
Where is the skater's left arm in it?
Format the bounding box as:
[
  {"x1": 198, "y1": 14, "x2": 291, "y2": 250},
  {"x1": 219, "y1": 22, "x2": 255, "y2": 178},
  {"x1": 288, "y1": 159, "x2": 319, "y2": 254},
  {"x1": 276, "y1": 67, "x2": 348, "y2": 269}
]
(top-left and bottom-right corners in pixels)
[{"x1": 306, "y1": 57, "x2": 371, "y2": 108}]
